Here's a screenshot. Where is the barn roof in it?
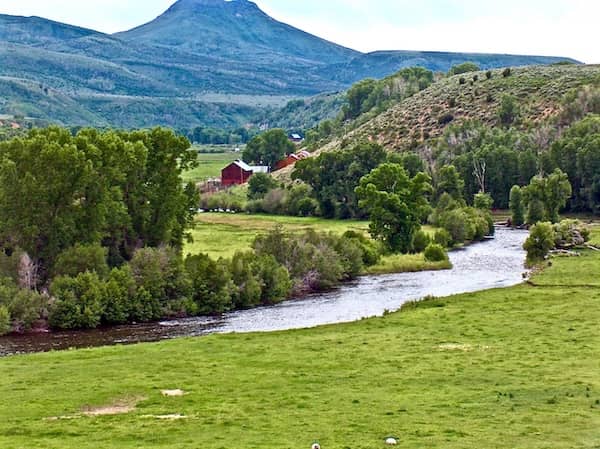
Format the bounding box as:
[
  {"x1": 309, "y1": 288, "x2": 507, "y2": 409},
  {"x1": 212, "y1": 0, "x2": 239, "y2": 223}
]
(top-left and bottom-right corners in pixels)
[{"x1": 229, "y1": 160, "x2": 269, "y2": 173}]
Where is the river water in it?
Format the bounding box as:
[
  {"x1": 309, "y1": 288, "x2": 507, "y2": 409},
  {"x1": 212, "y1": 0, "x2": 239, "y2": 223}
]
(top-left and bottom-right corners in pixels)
[{"x1": 0, "y1": 228, "x2": 528, "y2": 356}]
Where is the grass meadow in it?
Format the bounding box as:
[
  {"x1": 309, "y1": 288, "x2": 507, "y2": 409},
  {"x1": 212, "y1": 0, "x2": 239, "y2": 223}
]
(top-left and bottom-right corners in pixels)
[
  {"x1": 1, "y1": 231, "x2": 599, "y2": 448},
  {"x1": 181, "y1": 151, "x2": 240, "y2": 184},
  {"x1": 185, "y1": 213, "x2": 371, "y2": 259}
]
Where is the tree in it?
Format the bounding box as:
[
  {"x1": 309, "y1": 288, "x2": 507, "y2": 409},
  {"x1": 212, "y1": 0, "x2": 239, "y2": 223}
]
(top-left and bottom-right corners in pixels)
[
  {"x1": 448, "y1": 62, "x2": 480, "y2": 75},
  {"x1": 523, "y1": 169, "x2": 572, "y2": 224},
  {"x1": 544, "y1": 169, "x2": 572, "y2": 223},
  {"x1": 474, "y1": 192, "x2": 493, "y2": 210},
  {"x1": 293, "y1": 142, "x2": 388, "y2": 219},
  {"x1": 243, "y1": 129, "x2": 294, "y2": 170},
  {"x1": 344, "y1": 79, "x2": 378, "y2": 120},
  {"x1": 498, "y1": 95, "x2": 520, "y2": 127},
  {"x1": 247, "y1": 173, "x2": 278, "y2": 200},
  {"x1": 435, "y1": 165, "x2": 465, "y2": 204},
  {"x1": 0, "y1": 127, "x2": 199, "y2": 283},
  {"x1": 185, "y1": 254, "x2": 233, "y2": 314},
  {"x1": 523, "y1": 222, "x2": 555, "y2": 266},
  {"x1": 523, "y1": 176, "x2": 547, "y2": 225},
  {"x1": 355, "y1": 163, "x2": 432, "y2": 253},
  {"x1": 509, "y1": 186, "x2": 525, "y2": 226}
]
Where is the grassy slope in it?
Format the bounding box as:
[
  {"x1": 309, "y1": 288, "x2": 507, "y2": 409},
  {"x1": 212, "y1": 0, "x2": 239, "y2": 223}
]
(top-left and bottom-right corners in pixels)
[
  {"x1": 315, "y1": 64, "x2": 600, "y2": 154},
  {"x1": 1, "y1": 232, "x2": 599, "y2": 448}
]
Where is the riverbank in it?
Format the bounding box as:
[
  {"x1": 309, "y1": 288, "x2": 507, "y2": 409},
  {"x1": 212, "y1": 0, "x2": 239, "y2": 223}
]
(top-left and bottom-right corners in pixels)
[
  {"x1": 0, "y1": 234, "x2": 597, "y2": 448},
  {"x1": 187, "y1": 212, "x2": 447, "y2": 275},
  {"x1": 0, "y1": 228, "x2": 524, "y2": 355}
]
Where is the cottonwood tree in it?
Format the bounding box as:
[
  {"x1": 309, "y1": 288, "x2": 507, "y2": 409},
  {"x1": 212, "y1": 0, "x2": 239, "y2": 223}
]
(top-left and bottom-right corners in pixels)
[
  {"x1": 243, "y1": 129, "x2": 294, "y2": 170},
  {"x1": 355, "y1": 163, "x2": 432, "y2": 253}
]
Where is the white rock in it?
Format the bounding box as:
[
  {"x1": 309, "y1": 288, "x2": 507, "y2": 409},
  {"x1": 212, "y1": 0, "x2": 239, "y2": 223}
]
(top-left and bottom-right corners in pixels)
[{"x1": 385, "y1": 437, "x2": 398, "y2": 445}]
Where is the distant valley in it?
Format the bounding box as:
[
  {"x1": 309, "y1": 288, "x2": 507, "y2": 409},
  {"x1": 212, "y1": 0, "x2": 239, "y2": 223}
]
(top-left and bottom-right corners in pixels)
[{"x1": 0, "y1": 0, "x2": 578, "y2": 129}]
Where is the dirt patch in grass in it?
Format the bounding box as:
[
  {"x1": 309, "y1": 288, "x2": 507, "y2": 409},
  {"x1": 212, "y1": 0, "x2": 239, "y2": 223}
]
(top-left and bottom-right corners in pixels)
[
  {"x1": 161, "y1": 389, "x2": 186, "y2": 397},
  {"x1": 437, "y1": 343, "x2": 491, "y2": 352},
  {"x1": 46, "y1": 396, "x2": 144, "y2": 420}
]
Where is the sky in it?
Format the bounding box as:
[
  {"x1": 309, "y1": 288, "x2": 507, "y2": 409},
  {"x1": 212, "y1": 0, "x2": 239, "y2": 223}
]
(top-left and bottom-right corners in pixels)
[{"x1": 0, "y1": 0, "x2": 597, "y2": 63}]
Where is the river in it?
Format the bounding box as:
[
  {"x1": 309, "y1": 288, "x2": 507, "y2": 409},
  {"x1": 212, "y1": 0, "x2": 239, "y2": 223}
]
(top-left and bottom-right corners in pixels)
[{"x1": 0, "y1": 228, "x2": 528, "y2": 356}]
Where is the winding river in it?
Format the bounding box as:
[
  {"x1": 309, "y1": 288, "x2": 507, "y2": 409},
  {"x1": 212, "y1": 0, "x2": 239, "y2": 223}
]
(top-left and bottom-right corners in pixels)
[{"x1": 0, "y1": 228, "x2": 528, "y2": 356}]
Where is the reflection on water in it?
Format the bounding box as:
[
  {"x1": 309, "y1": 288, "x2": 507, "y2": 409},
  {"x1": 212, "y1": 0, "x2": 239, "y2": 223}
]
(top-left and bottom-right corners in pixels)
[{"x1": 0, "y1": 228, "x2": 528, "y2": 356}]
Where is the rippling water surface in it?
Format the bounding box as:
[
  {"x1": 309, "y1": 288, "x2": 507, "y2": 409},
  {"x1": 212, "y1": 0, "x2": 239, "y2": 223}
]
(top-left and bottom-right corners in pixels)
[{"x1": 0, "y1": 228, "x2": 528, "y2": 356}]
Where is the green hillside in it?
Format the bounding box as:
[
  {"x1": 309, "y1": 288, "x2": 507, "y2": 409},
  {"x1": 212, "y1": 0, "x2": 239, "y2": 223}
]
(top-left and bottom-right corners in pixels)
[
  {"x1": 0, "y1": 0, "x2": 579, "y2": 129},
  {"x1": 317, "y1": 64, "x2": 600, "y2": 152}
]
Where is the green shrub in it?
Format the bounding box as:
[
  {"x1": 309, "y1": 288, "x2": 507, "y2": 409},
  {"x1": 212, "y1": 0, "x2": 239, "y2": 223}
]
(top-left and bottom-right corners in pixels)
[
  {"x1": 254, "y1": 228, "x2": 360, "y2": 293},
  {"x1": 247, "y1": 172, "x2": 277, "y2": 200},
  {"x1": 411, "y1": 230, "x2": 431, "y2": 253},
  {"x1": 474, "y1": 192, "x2": 493, "y2": 210},
  {"x1": 438, "y1": 208, "x2": 471, "y2": 245},
  {"x1": 502, "y1": 68, "x2": 512, "y2": 77},
  {"x1": 0, "y1": 305, "x2": 10, "y2": 335},
  {"x1": 485, "y1": 70, "x2": 493, "y2": 80},
  {"x1": 449, "y1": 62, "x2": 480, "y2": 75},
  {"x1": 49, "y1": 272, "x2": 104, "y2": 330},
  {"x1": 433, "y1": 229, "x2": 451, "y2": 248},
  {"x1": 102, "y1": 266, "x2": 136, "y2": 325},
  {"x1": 129, "y1": 287, "x2": 162, "y2": 322},
  {"x1": 552, "y1": 219, "x2": 589, "y2": 248},
  {"x1": 53, "y1": 244, "x2": 109, "y2": 279},
  {"x1": 509, "y1": 185, "x2": 525, "y2": 226},
  {"x1": 333, "y1": 237, "x2": 365, "y2": 279},
  {"x1": 295, "y1": 197, "x2": 320, "y2": 217},
  {"x1": 254, "y1": 255, "x2": 292, "y2": 304},
  {"x1": 230, "y1": 252, "x2": 263, "y2": 309},
  {"x1": 8, "y1": 289, "x2": 46, "y2": 332},
  {"x1": 342, "y1": 231, "x2": 381, "y2": 266},
  {"x1": 129, "y1": 247, "x2": 191, "y2": 306},
  {"x1": 498, "y1": 95, "x2": 520, "y2": 126},
  {"x1": 523, "y1": 222, "x2": 556, "y2": 265},
  {"x1": 185, "y1": 254, "x2": 233, "y2": 314},
  {"x1": 424, "y1": 244, "x2": 448, "y2": 262},
  {"x1": 526, "y1": 199, "x2": 545, "y2": 225}
]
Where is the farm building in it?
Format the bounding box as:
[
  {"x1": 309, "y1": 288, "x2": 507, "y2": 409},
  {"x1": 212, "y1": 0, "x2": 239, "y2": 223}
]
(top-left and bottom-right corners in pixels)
[
  {"x1": 221, "y1": 160, "x2": 269, "y2": 186},
  {"x1": 275, "y1": 150, "x2": 311, "y2": 171},
  {"x1": 289, "y1": 133, "x2": 304, "y2": 144}
]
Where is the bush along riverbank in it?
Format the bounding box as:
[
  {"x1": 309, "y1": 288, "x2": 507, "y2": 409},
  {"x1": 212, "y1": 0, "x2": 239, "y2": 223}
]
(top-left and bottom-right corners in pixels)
[{"x1": 0, "y1": 218, "x2": 480, "y2": 336}]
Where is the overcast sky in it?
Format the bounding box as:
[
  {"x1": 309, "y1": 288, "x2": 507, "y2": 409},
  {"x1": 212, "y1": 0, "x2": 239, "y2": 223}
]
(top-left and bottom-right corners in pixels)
[{"x1": 0, "y1": 0, "x2": 597, "y2": 63}]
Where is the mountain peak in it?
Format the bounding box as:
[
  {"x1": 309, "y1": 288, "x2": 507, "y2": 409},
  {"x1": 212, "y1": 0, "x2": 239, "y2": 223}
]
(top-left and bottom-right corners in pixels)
[
  {"x1": 169, "y1": 0, "x2": 255, "y2": 11},
  {"x1": 117, "y1": 0, "x2": 358, "y2": 65}
]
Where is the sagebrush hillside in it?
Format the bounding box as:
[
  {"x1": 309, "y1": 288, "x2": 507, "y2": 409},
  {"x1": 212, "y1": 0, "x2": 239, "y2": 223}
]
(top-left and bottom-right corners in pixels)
[{"x1": 322, "y1": 65, "x2": 600, "y2": 152}]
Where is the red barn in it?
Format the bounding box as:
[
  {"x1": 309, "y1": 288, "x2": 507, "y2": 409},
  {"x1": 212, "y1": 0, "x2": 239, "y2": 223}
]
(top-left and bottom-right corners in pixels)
[
  {"x1": 274, "y1": 150, "x2": 311, "y2": 171},
  {"x1": 275, "y1": 154, "x2": 300, "y2": 171},
  {"x1": 221, "y1": 160, "x2": 269, "y2": 186}
]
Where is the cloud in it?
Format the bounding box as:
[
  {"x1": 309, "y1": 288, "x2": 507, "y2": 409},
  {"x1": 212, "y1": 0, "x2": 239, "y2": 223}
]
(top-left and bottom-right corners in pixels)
[{"x1": 258, "y1": 0, "x2": 599, "y2": 63}]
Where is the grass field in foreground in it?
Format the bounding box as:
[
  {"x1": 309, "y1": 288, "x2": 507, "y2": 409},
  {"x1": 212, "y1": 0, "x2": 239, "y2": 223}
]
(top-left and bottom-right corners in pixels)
[
  {"x1": 181, "y1": 152, "x2": 240, "y2": 184},
  {"x1": 1, "y1": 235, "x2": 599, "y2": 448}
]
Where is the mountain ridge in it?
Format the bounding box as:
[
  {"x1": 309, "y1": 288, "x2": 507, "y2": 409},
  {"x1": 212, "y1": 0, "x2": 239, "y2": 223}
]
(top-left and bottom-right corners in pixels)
[{"x1": 0, "y1": 0, "x2": 580, "y2": 128}]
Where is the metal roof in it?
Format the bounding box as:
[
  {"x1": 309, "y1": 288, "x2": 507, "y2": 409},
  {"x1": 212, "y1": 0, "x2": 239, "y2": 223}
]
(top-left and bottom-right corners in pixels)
[{"x1": 231, "y1": 160, "x2": 269, "y2": 173}]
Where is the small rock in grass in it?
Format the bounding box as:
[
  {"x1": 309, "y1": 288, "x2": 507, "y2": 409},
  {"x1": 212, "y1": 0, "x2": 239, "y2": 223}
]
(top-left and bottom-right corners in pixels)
[
  {"x1": 311, "y1": 443, "x2": 321, "y2": 449},
  {"x1": 385, "y1": 437, "x2": 398, "y2": 445}
]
